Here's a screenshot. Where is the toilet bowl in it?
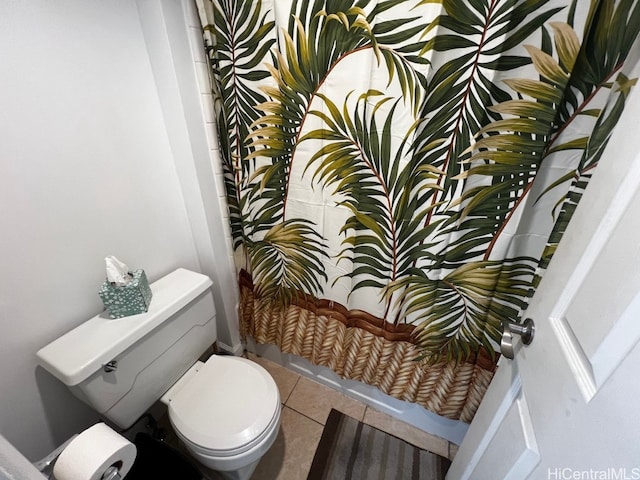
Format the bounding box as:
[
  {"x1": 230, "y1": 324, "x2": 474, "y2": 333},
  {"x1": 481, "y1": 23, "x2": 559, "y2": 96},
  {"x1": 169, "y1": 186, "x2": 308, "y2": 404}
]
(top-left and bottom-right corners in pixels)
[
  {"x1": 161, "y1": 355, "x2": 281, "y2": 480},
  {"x1": 36, "y1": 269, "x2": 280, "y2": 480}
]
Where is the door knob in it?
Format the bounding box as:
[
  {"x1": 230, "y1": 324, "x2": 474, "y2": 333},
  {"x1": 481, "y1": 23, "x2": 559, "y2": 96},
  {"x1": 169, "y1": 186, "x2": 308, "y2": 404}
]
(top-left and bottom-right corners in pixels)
[{"x1": 500, "y1": 318, "x2": 535, "y2": 359}]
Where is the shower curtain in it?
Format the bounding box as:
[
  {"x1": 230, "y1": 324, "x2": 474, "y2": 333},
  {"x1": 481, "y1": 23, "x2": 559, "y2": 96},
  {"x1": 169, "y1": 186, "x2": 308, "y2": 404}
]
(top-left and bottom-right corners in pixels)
[{"x1": 196, "y1": 0, "x2": 640, "y2": 421}]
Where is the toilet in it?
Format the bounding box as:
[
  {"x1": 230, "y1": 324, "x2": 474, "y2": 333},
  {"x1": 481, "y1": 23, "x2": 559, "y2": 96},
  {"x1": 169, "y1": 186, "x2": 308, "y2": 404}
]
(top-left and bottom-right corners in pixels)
[{"x1": 36, "y1": 268, "x2": 281, "y2": 480}]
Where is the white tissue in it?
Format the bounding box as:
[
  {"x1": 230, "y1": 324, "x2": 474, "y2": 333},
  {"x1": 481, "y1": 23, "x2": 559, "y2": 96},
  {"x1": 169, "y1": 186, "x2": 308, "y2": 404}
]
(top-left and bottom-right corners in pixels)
[{"x1": 105, "y1": 256, "x2": 132, "y2": 287}]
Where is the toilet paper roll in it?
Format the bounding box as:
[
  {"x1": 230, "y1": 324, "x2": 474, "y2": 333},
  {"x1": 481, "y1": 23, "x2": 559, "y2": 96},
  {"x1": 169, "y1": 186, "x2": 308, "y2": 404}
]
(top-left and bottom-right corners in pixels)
[{"x1": 53, "y1": 423, "x2": 136, "y2": 480}]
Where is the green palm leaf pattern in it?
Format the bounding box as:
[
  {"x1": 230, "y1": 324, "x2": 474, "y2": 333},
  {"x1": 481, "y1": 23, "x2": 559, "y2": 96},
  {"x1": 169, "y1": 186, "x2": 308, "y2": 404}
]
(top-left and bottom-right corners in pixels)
[
  {"x1": 558, "y1": 0, "x2": 640, "y2": 126},
  {"x1": 248, "y1": 219, "x2": 328, "y2": 303},
  {"x1": 448, "y1": 21, "x2": 580, "y2": 263},
  {"x1": 536, "y1": 72, "x2": 638, "y2": 279},
  {"x1": 300, "y1": 91, "x2": 445, "y2": 317},
  {"x1": 205, "y1": 0, "x2": 276, "y2": 250},
  {"x1": 200, "y1": 0, "x2": 640, "y2": 365},
  {"x1": 437, "y1": 4, "x2": 640, "y2": 361},
  {"x1": 464, "y1": 0, "x2": 640, "y2": 263},
  {"x1": 411, "y1": 0, "x2": 563, "y2": 223},
  {"x1": 240, "y1": 1, "x2": 436, "y2": 302},
  {"x1": 538, "y1": 0, "x2": 640, "y2": 202},
  {"x1": 246, "y1": 0, "x2": 433, "y2": 222},
  {"x1": 386, "y1": 259, "x2": 535, "y2": 363}
]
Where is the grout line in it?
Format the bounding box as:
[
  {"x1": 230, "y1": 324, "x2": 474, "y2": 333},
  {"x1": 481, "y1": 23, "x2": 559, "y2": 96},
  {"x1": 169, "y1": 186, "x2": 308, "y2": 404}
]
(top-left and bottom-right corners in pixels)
[
  {"x1": 282, "y1": 404, "x2": 325, "y2": 428},
  {"x1": 283, "y1": 375, "x2": 301, "y2": 405}
]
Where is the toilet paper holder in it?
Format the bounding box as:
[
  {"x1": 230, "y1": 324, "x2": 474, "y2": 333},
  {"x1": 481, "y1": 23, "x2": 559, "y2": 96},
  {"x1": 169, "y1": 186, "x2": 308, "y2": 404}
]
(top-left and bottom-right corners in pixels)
[
  {"x1": 35, "y1": 441, "x2": 124, "y2": 480},
  {"x1": 34, "y1": 433, "x2": 128, "y2": 480},
  {"x1": 33, "y1": 435, "x2": 77, "y2": 478},
  {"x1": 101, "y1": 465, "x2": 122, "y2": 480}
]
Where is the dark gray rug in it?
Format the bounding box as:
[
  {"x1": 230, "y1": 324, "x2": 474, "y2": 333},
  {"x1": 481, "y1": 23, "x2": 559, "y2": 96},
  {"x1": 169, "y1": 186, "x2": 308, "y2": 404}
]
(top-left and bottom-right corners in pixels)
[{"x1": 307, "y1": 409, "x2": 450, "y2": 480}]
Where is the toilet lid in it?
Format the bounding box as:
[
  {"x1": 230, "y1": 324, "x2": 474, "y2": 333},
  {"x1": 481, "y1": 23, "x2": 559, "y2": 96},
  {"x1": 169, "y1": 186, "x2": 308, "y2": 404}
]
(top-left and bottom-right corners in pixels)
[{"x1": 168, "y1": 355, "x2": 280, "y2": 452}]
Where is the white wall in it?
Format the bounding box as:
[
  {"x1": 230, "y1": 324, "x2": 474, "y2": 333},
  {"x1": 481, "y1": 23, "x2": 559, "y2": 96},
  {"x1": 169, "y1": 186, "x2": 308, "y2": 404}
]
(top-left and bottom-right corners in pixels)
[
  {"x1": 137, "y1": 0, "x2": 242, "y2": 354},
  {"x1": 0, "y1": 0, "x2": 222, "y2": 460}
]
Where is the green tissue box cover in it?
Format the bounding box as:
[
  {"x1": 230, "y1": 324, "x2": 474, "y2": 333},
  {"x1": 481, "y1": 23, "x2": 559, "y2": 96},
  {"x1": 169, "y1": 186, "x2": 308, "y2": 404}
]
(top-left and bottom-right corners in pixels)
[{"x1": 99, "y1": 269, "x2": 153, "y2": 318}]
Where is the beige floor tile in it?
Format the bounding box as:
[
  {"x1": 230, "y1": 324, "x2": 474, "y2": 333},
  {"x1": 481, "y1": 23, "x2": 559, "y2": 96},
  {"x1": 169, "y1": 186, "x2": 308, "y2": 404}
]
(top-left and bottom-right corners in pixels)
[
  {"x1": 251, "y1": 406, "x2": 324, "y2": 480},
  {"x1": 286, "y1": 376, "x2": 366, "y2": 425},
  {"x1": 448, "y1": 442, "x2": 459, "y2": 460},
  {"x1": 247, "y1": 353, "x2": 301, "y2": 404},
  {"x1": 363, "y1": 406, "x2": 449, "y2": 458}
]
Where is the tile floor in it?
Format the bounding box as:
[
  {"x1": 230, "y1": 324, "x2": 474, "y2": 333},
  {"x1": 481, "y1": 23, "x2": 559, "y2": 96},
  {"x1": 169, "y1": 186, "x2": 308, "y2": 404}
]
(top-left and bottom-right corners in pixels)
[{"x1": 164, "y1": 353, "x2": 458, "y2": 480}]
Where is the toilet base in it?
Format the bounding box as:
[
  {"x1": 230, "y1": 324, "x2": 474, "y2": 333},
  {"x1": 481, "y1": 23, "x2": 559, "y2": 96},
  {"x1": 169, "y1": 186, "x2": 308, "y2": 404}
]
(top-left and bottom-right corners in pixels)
[
  {"x1": 216, "y1": 459, "x2": 260, "y2": 480},
  {"x1": 178, "y1": 404, "x2": 281, "y2": 480},
  {"x1": 125, "y1": 433, "x2": 202, "y2": 480}
]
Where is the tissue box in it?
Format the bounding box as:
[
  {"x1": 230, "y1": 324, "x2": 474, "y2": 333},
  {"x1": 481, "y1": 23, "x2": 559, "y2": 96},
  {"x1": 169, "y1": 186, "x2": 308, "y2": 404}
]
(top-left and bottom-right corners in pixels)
[{"x1": 99, "y1": 269, "x2": 153, "y2": 318}]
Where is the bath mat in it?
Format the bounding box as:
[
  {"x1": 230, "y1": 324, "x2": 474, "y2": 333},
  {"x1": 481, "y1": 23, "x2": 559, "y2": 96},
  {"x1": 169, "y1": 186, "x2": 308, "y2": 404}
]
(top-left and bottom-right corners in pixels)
[{"x1": 307, "y1": 409, "x2": 450, "y2": 480}]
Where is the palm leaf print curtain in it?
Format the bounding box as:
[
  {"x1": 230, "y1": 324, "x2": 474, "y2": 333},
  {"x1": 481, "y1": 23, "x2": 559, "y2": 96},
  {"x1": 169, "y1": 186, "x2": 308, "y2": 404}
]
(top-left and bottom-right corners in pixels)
[{"x1": 197, "y1": 0, "x2": 640, "y2": 421}]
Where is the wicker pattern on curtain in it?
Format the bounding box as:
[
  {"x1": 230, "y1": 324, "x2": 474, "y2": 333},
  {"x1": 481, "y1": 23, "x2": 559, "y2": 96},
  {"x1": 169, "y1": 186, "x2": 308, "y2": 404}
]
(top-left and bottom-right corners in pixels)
[{"x1": 196, "y1": 0, "x2": 640, "y2": 420}]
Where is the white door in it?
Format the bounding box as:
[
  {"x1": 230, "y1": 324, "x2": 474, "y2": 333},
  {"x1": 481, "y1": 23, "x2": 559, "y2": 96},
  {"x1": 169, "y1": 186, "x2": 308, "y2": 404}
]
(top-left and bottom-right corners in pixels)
[{"x1": 447, "y1": 91, "x2": 640, "y2": 478}]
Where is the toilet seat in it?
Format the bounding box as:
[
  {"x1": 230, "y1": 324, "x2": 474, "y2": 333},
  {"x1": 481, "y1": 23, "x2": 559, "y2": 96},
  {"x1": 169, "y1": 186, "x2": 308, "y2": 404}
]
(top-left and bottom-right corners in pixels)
[{"x1": 167, "y1": 355, "x2": 280, "y2": 456}]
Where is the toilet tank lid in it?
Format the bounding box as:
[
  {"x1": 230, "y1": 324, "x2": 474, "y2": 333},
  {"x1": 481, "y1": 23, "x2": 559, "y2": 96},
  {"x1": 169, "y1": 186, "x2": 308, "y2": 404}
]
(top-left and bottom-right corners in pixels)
[{"x1": 36, "y1": 268, "x2": 214, "y2": 386}]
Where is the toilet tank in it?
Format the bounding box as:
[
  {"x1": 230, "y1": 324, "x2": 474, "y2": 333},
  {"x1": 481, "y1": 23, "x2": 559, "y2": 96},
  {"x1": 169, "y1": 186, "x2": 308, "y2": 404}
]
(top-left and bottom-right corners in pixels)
[{"x1": 36, "y1": 268, "x2": 217, "y2": 428}]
